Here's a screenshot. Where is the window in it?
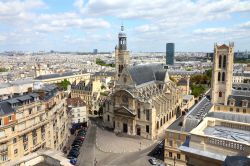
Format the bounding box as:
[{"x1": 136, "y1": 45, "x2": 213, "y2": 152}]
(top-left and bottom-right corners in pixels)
[
  {"x1": 146, "y1": 125, "x2": 149, "y2": 133},
  {"x1": 219, "y1": 55, "x2": 222, "y2": 68},
  {"x1": 169, "y1": 152, "x2": 172, "y2": 158},
  {"x1": 13, "y1": 138, "x2": 17, "y2": 144},
  {"x1": 0, "y1": 154, "x2": 8, "y2": 161},
  {"x1": 169, "y1": 140, "x2": 173, "y2": 147},
  {"x1": 230, "y1": 108, "x2": 233, "y2": 112},
  {"x1": 222, "y1": 72, "x2": 225, "y2": 81},
  {"x1": 24, "y1": 144, "x2": 28, "y2": 151},
  {"x1": 146, "y1": 110, "x2": 150, "y2": 121},
  {"x1": 107, "y1": 115, "x2": 110, "y2": 122},
  {"x1": 219, "y1": 92, "x2": 222, "y2": 97},
  {"x1": 0, "y1": 119, "x2": 2, "y2": 126},
  {"x1": 218, "y1": 72, "x2": 221, "y2": 81},
  {"x1": 177, "y1": 153, "x2": 181, "y2": 160},
  {"x1": 14, "y1": 149, "x2": 18, "y2": 154},
  {"x1": 236, "y1": 108, "x2": 239, "y2": 112},
  {"x1": 8, "y1": 116, "x2": 12, "y2": 121},
  {"x1": 78, "y1": 114, "x2": 80, "y2": 117},
  {"x1": 160, "y1": 119, "x2": 162, "y2": 126},
  {"x1": 12, "y1": 126, "x2": 15, "y2": 132},
  {"x1": 137, "y1": 109, "x2": 140, "y2": 119},
  {"x1": 157, "y1": 121, "x2": 159, "y2": 129},
  {"x1": 243, "y1": 109, "x2": 246, "y2": 113},
  {"x1": 223, "y1": 55, "x2": 226, "y2": 68},
  {"x1": 29, "y1": 109, "x2": 32, "y2": 114},
  {"x1": 78, "y1": 119, "x2": 80, "y2": 123}
]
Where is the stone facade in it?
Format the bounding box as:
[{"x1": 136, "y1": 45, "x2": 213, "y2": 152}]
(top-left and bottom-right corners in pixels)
[
  {"x1": 103, "y1": 64, "x2": 182, "y2": 140},
  {"x1": 0, "y1": 85, "x2": 70, "y2": 165},
  {"x1": 71, "y1": 79, "x2": 102, "y2": 115},
  {"x1": 115, "y1": 26, "x2": 130, "y2": 79},
  {"x1": 211, "y1": 43, "x2": 234, "y2": 105}
]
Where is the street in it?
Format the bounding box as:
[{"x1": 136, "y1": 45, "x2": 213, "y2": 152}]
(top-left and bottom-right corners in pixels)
[{"x1": 74, "y1": 120, "x2": 165, "y2": 166}]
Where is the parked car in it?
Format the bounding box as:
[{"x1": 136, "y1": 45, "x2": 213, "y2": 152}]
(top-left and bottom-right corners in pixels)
[
  {"x1": 70, "y1": 158, "x2": 77, "y2": 165},
  {"x1": 149, "y1": 158, "x2": 157, "y2": 165},
  {"x1": 71, "y1": 146, "x2": 80, "y2": 151},
  {"x1": 68, "y1": 151, "x2": 79, "y2": 158},
  {"x1": 159, "y1": 142, "x2": 164, "y2": 149},
  {"x1": 67, "y1": 156, "x2": 75, "y2": 160}
]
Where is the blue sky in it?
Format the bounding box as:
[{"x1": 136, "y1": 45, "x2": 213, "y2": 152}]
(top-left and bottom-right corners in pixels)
[{"x1": 0, "y1": 0, "x2": 250, "y2": 52}]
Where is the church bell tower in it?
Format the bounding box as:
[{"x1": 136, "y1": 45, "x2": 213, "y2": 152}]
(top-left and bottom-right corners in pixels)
[
  {"x1": 211, "y1": 42, "x2": 234, "y2": 105},
  {"x1": 115, "y1": 25, "x2": 130, "y2": 79}
]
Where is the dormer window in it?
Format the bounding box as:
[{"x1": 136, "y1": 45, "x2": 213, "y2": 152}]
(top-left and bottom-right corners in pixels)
[
  {"x1": 242, "y1": 100, "x2": 248, "y2": 107},
  {"x1": 229, "y1": 98, "x2": 235, "y2": 106}
]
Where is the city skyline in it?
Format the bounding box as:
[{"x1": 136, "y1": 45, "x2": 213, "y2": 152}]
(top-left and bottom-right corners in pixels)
[{"x1": 1, "y1": 0, "x2": 250, "y2": 52}]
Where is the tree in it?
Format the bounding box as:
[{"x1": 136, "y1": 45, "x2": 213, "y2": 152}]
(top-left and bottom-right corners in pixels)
[
  {"x1": 0, "y1": 68, "x2": 8, "y2": 72},
  {"x1": 58, "y1": 79, "x2": 71, "y2": 90},
  {"x1": 191, "y1": 84, "x2": 205, "y2": 97}
]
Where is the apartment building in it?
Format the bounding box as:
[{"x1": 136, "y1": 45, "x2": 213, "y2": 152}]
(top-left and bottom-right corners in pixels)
[
  {"x1": 71, "y1": 79, "x2": 102, "y2": 116},
  {"x1": 0, "y1": 84, "x2": 70, "y2": 165}
]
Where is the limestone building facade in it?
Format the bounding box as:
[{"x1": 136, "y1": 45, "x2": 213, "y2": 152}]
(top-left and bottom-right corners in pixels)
[
  {"x1": 0, "y1": 85, "x2": 70, "y2": 165},
  {"x1": 71, "y1": 79, "x2": 101, "y2": 115},
  {"x1": 103, "y1": 26, "x2": 182, "y2": 140},
  {"x1": 211, "y1": 43, "x2": 234, "y2": 105},
  {"x1": 115, "y1": 25, "x2": 130, "y2": 79}
]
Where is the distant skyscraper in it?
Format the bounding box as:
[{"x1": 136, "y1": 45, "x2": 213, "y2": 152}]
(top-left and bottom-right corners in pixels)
[
  {"x1": 166, "y1": 43, "x2": 175, "y2": 65},
  {"x1": 93, "y1": 49, "x2": 98, "y2": 54}
]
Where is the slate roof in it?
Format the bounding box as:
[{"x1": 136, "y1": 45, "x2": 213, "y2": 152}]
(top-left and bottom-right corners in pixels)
[
  {"x1": 127, "y1": 63, "x2": 166, "y2": 86},
  {"x1": 94, "y1": 72, "x2": 115, "y2": 77},
  {"x1": 168, "y1": 97, "x2": 212, "y2": 132},
  {"x1": 0, "y1": 101, "x2": 15, "y2": 116},
  {"x1": 35, "y1": 72, "x2": 78, "y2": 80},
  {"x1": 183, "y1": 97, "x2": 212, "y2": 132},
  {"x1": 233, "y1": 72, "x2": 250, "y2": 77},
  {"x1": 228, "y1": 94, "x2": 250, "y2": 108},
  {"x1": 232, "y1": 83, "x2": 250, "y2": 91},
  {"x1": 177, "y1": 78, "x2": 188, "y2": 86},
  {"x1": 0, "y1": 93, "x2": 40, "y2": 116},
  {"x1": 206, "y1": 112, "x2": 250, "y2": 123}
]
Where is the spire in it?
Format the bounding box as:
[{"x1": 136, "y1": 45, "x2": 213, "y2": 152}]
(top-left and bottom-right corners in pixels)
[{"x1": 121, "y1": 25, "x2": 124, "y2": 31}]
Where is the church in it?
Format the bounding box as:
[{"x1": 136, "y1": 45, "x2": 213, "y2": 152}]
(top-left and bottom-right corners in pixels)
[{"x1": 102, "y1": 26, "x2": 182, "y2": 140}]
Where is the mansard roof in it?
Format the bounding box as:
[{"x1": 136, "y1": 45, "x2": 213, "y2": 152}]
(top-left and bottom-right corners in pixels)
[
  {"x1": 228, "y1": 92, "x2": 250, "y2": 108},
  {"x1": 127, "y1": 63, "x2": 167, "y2": 86}
]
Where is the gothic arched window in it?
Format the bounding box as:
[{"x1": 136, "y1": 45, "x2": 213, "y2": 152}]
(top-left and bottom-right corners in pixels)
[
  {"x1": 222, "y1": 72, "x2": 225, "y2": 81},
  {"x1": 218, "y1": 72, "x2": 221, "y2": 81},
  {"x1": 219, "y1": 92, "x2": 222, "y2": 97},
  {"x1": 219, "y1": 55, "x2": 222, "y2": 68},
  {"x1": 223, "y1": 55, "x2": 226, "y2": 68}
]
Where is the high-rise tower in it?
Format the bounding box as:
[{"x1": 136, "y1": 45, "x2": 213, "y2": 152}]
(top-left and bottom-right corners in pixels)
[
  {"x1": 115, "y1": 25, "x2": 130, "y2": 79},
  {"x1": 166, "y1": 43, "x2": 175, "y2": 65},
  {"x1": 211, "y1": 42, "x2": 234, "y2": 105}
]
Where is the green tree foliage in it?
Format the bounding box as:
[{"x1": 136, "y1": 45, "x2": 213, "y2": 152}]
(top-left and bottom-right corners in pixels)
[
  {"x1": 191, "y1": 84, "x2": 205, "y2": 97},
  {"x1": 0, "y1": 68, "x2": 8, "y2": 72},
  {"x1": 58, "y1": 79, "x2": 71, "y2": 90},
  {"x1": 96, "y1": 58, "x2": 115, "y2": 67}
]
